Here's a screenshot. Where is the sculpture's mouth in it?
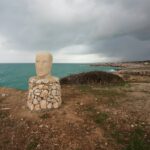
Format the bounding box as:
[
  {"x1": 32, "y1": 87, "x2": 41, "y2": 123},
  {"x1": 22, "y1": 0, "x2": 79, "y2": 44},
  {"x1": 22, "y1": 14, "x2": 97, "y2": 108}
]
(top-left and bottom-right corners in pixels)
[
  {"x1": 38, "y1": 72, "x2": 45, "y2": 76},
  {"x1": 38, "y1": 71, "x2": 44, "y2": 74}
]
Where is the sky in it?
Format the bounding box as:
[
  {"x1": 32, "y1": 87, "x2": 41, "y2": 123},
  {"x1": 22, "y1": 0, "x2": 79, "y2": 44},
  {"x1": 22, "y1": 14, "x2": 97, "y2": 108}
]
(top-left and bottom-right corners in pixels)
[{"x1": 0, "y1": 0, "x2": 150, "y2": 63}]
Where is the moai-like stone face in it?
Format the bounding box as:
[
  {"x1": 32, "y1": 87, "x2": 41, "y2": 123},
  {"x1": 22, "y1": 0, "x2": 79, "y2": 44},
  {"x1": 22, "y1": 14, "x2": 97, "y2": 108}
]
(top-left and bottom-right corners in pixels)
[
  {"x1": 28, "y1": 52, "x2": 61, "y2": 111},
  {"x1": 35, "y1": 52, "x2": 53, "y2": 78}
]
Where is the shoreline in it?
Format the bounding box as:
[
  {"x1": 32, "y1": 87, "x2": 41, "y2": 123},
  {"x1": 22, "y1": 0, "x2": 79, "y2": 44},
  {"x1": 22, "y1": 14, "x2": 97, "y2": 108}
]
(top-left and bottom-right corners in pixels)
[
  {"x1": 90, "y1": 60, "x2": 150, "y2": 81},
  {"x1": 0, "y1": 60, "x2": 150, "y2": 90}
]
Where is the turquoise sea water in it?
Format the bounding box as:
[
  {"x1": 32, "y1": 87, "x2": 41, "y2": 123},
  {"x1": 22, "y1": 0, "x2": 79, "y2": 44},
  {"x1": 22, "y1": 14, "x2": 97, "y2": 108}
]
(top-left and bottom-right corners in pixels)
[{"x1": 0, "y1": 63, "x2": 119, "y2": 90}]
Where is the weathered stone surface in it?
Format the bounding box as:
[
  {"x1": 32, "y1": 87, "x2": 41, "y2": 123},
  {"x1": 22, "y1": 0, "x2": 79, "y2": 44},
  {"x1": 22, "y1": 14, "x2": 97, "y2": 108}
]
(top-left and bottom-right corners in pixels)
[
  {"x1": 27, "y1": 52, "x2": 62, "y2": 111},
  {"x1": 34, "y1": 104, "x2": 40, "y2": 111},
  {"x1": 37, "y1": 97, "x2": 41, "y2": 101},
  {"x1": 43, "y1": 85, "x2": 48, "y2": 90},
  {"x1": 47, "y1": 103, "x2": 52, "y2": 109},
  {"x1": 38, "y1": 84, "x2": 44, "y2": 89},
  {"x1": 40, "y1": 100, "x2": 47, "y2": 109},
  {"x1": 34, "y1": 92, "x2": 40, "y2": 96},
  {"x1": 53, "y1": 102, "x2": 59, "y2": 108},
  {"x1": 47, "y1": 98, "x2": 52, "y2": 102},
  {"x1": 43, "y1": 79, "x2": 49, "y2": 84},
  {"x1": 33, "y1": 99, "x2": 38, "y2": 105},
  {"x1": 52, "y1": 85, "x2": 56, "y2": 90},
  {"x1": 41, "y1": 90, "x2": 48, "y2": 98},
  {"x1": 52, "y1": 90, "x2": 57, "y2": 95},
  {"x1": 27, "y1": 78, "x2": 61, "y2": 111},
  {"x1": 27, "y1": 101, "x2": 34, "y2": 111},
  {"x1": 56, "y1": 90, "x2": 60, "y2": 95},
  {"x1": 36, "y1": 80, "x2": 42, "y2": 84}
]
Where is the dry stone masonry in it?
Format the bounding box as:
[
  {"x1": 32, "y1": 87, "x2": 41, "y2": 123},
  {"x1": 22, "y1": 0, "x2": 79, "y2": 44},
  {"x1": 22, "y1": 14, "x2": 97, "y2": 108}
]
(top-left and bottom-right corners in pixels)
[
  {"x1": 27, "y1": 52, "x2": 62, "y2": 111},
  {"x1": 27, "y1": 77, "x2": 62, "y2": 111}
]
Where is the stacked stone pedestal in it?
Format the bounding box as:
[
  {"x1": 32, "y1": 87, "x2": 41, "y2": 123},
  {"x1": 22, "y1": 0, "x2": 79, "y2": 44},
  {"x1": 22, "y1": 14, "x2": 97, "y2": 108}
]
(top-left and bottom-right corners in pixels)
[{"x1": 27, "y1": 77, "x2": 62, "y2": 111}]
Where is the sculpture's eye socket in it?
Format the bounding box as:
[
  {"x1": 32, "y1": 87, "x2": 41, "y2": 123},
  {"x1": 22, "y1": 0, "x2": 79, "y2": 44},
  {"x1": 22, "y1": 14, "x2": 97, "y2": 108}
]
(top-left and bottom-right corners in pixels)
[{"x1": 36, "y1": 60, "x2": 39, "y2": 63}]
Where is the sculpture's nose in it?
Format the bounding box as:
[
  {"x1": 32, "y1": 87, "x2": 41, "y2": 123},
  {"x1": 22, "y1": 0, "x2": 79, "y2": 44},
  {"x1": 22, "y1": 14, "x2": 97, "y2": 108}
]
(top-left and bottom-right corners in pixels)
[
  {"x1": 38, "y1": 65, "x2": 43, "y2": 71},
  {"x1": 38, "y1": 62, "x2": 42, "y2": 68},
  {"x1": 36, "y1": 62, "x2": 43, "y2": 71}
]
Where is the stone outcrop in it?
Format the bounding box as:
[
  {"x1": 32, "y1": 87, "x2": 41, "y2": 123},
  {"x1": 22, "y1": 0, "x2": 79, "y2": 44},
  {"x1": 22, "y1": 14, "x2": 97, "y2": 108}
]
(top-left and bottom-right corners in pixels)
[{"x1": 118, "y1": 70, "x2": 150, "y2": 76}]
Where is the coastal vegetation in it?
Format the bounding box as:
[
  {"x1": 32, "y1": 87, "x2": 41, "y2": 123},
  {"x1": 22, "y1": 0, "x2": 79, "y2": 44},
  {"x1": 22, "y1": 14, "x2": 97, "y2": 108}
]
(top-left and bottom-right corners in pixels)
[{"x1": 60, "y1": 71, "x2": 125, "y2": 85}]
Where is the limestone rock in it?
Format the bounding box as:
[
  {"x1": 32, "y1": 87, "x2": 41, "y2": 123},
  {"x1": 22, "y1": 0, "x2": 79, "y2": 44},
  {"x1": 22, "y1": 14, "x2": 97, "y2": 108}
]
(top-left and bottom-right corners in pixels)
[
  {"x1": 38, "y1": 84, "x2": 44, "y2": 89},
  {"x1": 27, "y1": 101, "x2": 34, "y2": 111},
  {"x1": 33, "y1": 99, "x2": 38, "y2": 105},
  {"x1": 41, "y1": 90, "x2": 48, "y2": 98},
  {"x1": 52, "y1": 90, "x2": 57, "y2": 96},
  {"x1": 40, "y1": 100, "x2": 47, "y2": 109},
  {"x1": 34, "y1": 104, "x2": 40, "y2": 111},
  {"x1": 27, "y1": 52, "x2": 62, "y2": 111},
  {"x1": 47, "y1": 103, "x2": 52, "y2": 109},
  {"x1": 52, "y1": 85, "x2": 56, "y2": 90},
  {"x1": 53, "y1": 102, "x2": 59, "y2": 108}
]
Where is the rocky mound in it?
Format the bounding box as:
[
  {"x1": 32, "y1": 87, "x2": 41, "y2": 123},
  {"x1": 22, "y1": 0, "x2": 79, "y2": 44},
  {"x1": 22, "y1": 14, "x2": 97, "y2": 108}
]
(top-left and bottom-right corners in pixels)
[{"x1": 60, "y1": 71, "x2": 124, "y2": 85}]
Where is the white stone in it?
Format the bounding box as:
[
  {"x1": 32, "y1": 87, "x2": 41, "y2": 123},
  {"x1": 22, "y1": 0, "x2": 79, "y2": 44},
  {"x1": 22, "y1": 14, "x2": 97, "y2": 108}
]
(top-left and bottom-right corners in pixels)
[
  {"x1": 36, "y1": 80, "x2": 42, "y2": 84},
  {"x1": 37, "y1": 97, "x2": 41, "y2": 101},
  {"x1": 52, "y1": 85, "x2": 56, "y2": 90},
  {"x1": 50, "y1": 95, "x2": 53, "y2": 98},
  {"x1": 31, "y1": 94, "x2": 35, "y2": 99},
  {"x1": 40, "y1": 100, "x2": 47, "y2": 109},
  {"x1": 52, "y1": 90, "x2": 57, "y2": 95},
  {"x1": 56, "y1": 90, "x2": 60, "y2": 95},
  {"x1": 27, "y1": 101, "x2": 34, "y2": 111},
  {"x1": 2, "y1": 93, "x2": 6, "y2": 97},
  {"x1": 34, "y1": 89, "x2": 40, "y2": 93},
  {"x1": 34, "y1": 104, "x2": 40, "y2": 111},
  {"x1": 47, "y1": 103, "x2": 52, "y2": 109},
  {"x1": 33, "y1": 86, "x2": 37, "y2": 91},
  {"x1": 55, "y1": 97, "x2": 60, "y2": 102},
  {"x1": 56, "y1": 84, "x2": 60, "y2": 89},
  {"x1": 58, "y1": 99, "x2": 62, "y2": 106},
  {"x1": 35, "y1": 92, "x2": 40, "y2": 96},
  {"x1": 48, "y1": 90, "x2": 52, "y2": 95},
  {"x1": 33, "y1": 99, "x2": 38, "y2": 104},
  {"x1": 43, "y1": 85, "x2": 48, "y2": 90},
  {"x1": 53, "y1": 102, "x2": 59, "y2": 108},
  {"x1": 52, "y1": 99, "x2": 57, "y2": 103},
  {"x1": 43, "y1": 79, "x2": 49, "y2": 84},
  {"x1": 41, "y1": 90, "x2": 48, "y2": 98},
  {"x1": 38, "y1": 84, "x2": 44, "y2": 89},
  {"x1": 47, "y1": 98, "x2": 52, "y2": 102}
]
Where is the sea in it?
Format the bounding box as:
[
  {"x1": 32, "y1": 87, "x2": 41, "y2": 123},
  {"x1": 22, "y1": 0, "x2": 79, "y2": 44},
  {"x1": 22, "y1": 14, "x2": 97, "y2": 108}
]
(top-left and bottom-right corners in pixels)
[{"x1": 0, "y1": 63, "x2": 119, "y2": 90}]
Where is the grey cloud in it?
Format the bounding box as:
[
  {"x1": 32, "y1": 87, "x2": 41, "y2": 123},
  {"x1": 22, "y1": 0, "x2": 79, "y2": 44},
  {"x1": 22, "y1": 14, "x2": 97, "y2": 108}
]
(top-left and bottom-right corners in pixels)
[
  {"x1": 90, "y1": 36, "x2": 150, "y2": 61},
  {"x1": 0, "y1": 0, "x2": 150, "y2": 61}
]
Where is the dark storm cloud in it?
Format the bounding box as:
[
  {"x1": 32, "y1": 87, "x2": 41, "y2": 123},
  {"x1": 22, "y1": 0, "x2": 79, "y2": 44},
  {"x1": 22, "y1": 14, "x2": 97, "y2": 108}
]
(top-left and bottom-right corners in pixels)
[
  {"x1": 0, "y1": 0, "x2": 150, "y2": 62},
  {"x1": 91, "y1": 36, "x2": 150, "y2": 61}
]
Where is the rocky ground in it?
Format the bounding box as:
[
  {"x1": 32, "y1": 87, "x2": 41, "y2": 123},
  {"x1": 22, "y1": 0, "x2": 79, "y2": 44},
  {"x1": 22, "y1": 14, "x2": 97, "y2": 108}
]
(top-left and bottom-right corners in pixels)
[{"x1": 0, "y1": 63, "x2": 150, "y2": 150}]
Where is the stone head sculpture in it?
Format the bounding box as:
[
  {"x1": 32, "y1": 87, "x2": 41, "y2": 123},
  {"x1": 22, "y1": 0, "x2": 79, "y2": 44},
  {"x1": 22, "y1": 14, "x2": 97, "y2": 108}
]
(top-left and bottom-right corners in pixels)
[
  {"x1": 35, "y1": 52, "x2": 53, "y2": 78},
  {"x1": 28, "y1": 52, "x2": 61, "y2": 111}
]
